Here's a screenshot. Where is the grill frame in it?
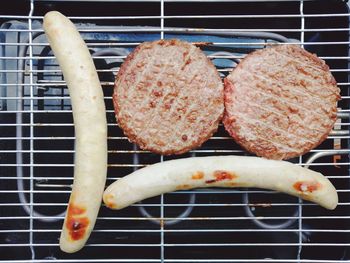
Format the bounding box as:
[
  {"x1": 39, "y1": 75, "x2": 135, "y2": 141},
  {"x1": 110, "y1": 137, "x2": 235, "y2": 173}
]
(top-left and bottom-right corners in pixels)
[{"x1": 1, "y1": 0, "x2": 350, "y2": 262}]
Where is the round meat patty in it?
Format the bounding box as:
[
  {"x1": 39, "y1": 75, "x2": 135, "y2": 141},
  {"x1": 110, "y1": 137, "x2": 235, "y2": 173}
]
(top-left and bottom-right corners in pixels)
[
  {"x1": 114, "y1": 39, "x2": 224, "y2": 155},
  {"x1": 223, "y1": 44, "x2": 340, "y2": 160}
]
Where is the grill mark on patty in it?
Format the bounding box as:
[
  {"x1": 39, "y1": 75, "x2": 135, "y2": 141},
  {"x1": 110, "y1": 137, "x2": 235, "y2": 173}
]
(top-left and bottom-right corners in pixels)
[
  {"x1": 163, "y1": 52, "x2": 201, "y2": 145},
  {"x1": 234, "y1": 79, "x2": 334, "y2": 122},
  {"x1": 238, "y1": 132, "x2": 301, "y2": 156},
  {"x1": 239, "y1": 88, "x2": 334, "y2": 129},
  {"x1": 115, "y1": 39, "x2": 223, "y2": 154},
  {"x1": 235, "y1": 65, "x2": 337, "y2": 105},
  {"x1": 243, "y1": 49, "x2": 336, "y2": 87},
  {"x1": 231, "y1": 87, "x2": 335, "y2": 135},
  {"x1": 234, "y1": 121, "x2": 301, "y2": 154},
  {"x1": 115, "y1": 44, "x2": 169, "y2": 142},
  {"x1": 119, "y1": 43, "x2": 176, "y2": 137},
  {"x1": 161, "y1": 47, "x2": 221, "y2": 148},
  {"x1": 252, "y1": 46, "x2": 322, "y2": 72},
  {"x1": 180, "y1": 59, "x2": 213, "y2": 144},
  {"x1": 228, "y1": 99, "x2": 330, "y2": 138},
  {"x1": 126, "y1": 44, "x2": 164, "y2": 111},
  {"x1": 228, "y1": 98, "x2": 285, "y2": 118},
  {"x1": 270, "y1": 47, "x2": 326, "y2": 72},
  {"x1": 236, "y1": 67, "x2": 336, "y2": 109},
  {"x1": 116, "y1": 44, "x2": 158, "y2": 112},
  {"x1": 117, "y1": 45, "x2": 152, "y2": 96},
  {"x1": 137, "y1": 45, "x2": 181, "y2": 121},
  {"x1": 136, "y1": 45, "x2": 197, "y2": 146},
  {"x1": 223, "y1": 44, "x2": 339, "y2": 159},
  {"x1": 233, "y1": 111, "x2": 317, "y2": 145},
  {"x1": 250, "y1": 47, "x2": 338, "y2": 96},
  {"x1": 164, "y1": 49, "x2": 222, "y2": 148}
]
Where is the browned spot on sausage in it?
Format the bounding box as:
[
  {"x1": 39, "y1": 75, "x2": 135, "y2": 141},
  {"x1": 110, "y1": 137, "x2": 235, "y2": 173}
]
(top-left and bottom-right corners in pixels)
[
  {"x1": 205, "y1": 171, "x2": 237, "y2": 184},
  {"x1": 66, "y1": 203, "x2": 89, "y2": 241},
  {"x1": 293, "y1": 181, "x2": 321, "y2": 193},
  {"x1": 192, "y1": 171, "x2": 204, "y2": 180},
  {"x1": 176, "y1": 184, "x2": 191, "y2": 190},
  {"x1": 213, "y1": 170, "x2": 237, "y2": 181},
  {"x1": 92, "y1": 96, "x2": 97, "y2": 100},
  {"x1": 66, "y1": 216, "x2": 89, "y2": 241},
  {"x1": 205, "y1": 179, "x2": 217, "y2": 184},
  {"x1": 104, "y1": 193, "x2": 117, "y2": 209},
  {"x1": 68, "y1": 202, "x2": 86, "y2": 215}
]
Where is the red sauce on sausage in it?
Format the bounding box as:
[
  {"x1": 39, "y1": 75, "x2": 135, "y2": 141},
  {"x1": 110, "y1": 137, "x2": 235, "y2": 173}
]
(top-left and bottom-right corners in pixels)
[{"x1": 66, "y1": 203, "x2": 89, "y2": 241}]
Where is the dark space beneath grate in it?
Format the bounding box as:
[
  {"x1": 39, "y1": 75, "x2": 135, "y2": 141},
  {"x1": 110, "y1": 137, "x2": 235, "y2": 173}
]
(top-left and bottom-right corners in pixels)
[{"x1": 0, "y1": 0, "x2": 350, "y2": 262}]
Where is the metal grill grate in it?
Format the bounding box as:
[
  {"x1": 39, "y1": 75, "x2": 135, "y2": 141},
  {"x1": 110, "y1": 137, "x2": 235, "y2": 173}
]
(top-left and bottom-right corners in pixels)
[{"x1": 0, "y1": 0, "x2": 350, "y2": 262}]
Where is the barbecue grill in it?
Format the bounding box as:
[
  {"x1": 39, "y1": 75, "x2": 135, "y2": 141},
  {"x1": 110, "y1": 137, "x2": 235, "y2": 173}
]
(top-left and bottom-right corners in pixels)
[{"x1": 1, "y1": 0, "x2": 350, "y2": 262}]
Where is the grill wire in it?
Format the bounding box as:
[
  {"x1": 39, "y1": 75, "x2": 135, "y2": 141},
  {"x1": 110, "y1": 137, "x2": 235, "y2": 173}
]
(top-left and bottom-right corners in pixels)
[{"x1": 0, "y1": 0, "x2": 350, "y2": 262}]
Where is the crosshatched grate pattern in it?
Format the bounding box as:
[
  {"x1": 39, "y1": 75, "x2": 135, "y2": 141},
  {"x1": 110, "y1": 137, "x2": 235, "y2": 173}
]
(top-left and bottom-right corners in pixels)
[{"x1": 0, "y1": 0, "x2": 349, "y2": 262}]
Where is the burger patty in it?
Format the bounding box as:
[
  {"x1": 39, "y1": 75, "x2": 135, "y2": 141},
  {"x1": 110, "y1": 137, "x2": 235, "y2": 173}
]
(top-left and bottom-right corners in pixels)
[
  {"x1": 114, "y1": 39, "x2": 224, "y2": 155},
  {"x1": 223, "y1": 45, "x2": 340, "y2": 160}
]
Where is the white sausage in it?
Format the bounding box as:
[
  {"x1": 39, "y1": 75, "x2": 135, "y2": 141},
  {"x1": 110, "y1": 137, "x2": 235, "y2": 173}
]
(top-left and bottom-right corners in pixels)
[
  {"x1": 103, "y1": 156, "x2": 338, "y2": 210},
  {"x1": 43, "y1": 11, "x2": 107, "y2": 253}
]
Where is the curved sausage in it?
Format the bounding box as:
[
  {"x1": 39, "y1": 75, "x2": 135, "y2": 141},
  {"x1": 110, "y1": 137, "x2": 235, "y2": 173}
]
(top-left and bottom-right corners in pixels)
[
  {"x1": 103, "y1": 156, "x2": 337, "y2": 210},
  {"x1": 43, "y1": 11, "x2": 108, "y2": 253}
]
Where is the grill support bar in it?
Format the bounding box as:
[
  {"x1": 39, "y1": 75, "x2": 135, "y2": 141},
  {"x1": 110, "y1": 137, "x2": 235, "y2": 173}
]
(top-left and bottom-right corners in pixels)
[
  {"x1": 297, "y1": 1, "x2": 305, "y2": 262},
  {"x1": 160, "y1": 1, "x2": 165, "y2": 261},
  {"x1": 28, "y1": 0, "x2": 35, "y2": 260}
]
